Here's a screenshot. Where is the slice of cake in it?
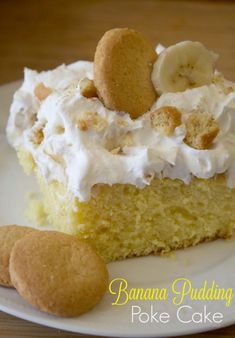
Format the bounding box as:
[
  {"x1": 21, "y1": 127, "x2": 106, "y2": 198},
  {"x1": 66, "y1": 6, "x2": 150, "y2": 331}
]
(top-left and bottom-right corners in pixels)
[{"x1": 6, "y1": 28, "x2": 235, "y2": 262}]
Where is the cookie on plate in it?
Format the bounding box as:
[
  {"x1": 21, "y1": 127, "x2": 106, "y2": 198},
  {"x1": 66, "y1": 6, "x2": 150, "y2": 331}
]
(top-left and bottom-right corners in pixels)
[
  {"x1": 9, "y1": 231, "x2": 109, "y2": 317},
  {"x1": 94, "y1": 28, "x2": 157, "y2": 118},
  {"x1": 0, "y1": 225, "x2": 36, "y2": 287}
]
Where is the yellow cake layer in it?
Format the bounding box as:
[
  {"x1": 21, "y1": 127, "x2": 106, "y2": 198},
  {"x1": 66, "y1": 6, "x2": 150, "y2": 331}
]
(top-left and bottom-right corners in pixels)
[{"x1": 18, "y1": 149, "x2": 235, "y2": 262}]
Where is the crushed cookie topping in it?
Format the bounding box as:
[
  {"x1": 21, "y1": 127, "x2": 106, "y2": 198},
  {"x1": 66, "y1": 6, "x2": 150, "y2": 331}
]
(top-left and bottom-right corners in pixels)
[
  {"x1": 120, "y1": 132, "x2": 134, "y2": 147},
  {"x1": 29, "y1": 121, "x2": 46, "y2": 146},
  {"x1": 150, "y1": 106, "x2": 182, "y2": 135},
  {"x1": 184, "y1": 111, "x2": 219, "y2": 150},
  {"x1": 34, "y1": 83, "x2": 53, "y2": 101},
  {"x1": 212, "y1": 74, "x2": 235, "y2": 95},
  {"x1": 110, "y1": 147, "x2": 122, "y2": 155},
  {"x1": 79, "y1": 78, "x2": 98, "y2": 98},
  {"x1": 54, "y1": 125, "x2": 65, "y2": 134},
  {"x1": 76, "y1": 111, "x2": 108, "y2": 132},
  {"x1": 76, "y1": 120, "x2": 88, "y2": 131},
  {"x1": 223, "y1": 86, "x2": 234, "y2": 95},
  {"x1": 116, "y1": 119, "x2": 129, "y2": 127}
]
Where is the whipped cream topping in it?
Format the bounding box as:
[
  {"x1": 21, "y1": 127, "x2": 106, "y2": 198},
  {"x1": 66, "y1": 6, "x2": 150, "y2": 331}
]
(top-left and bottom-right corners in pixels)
[{"x1": 6, "y1": 59, "x2": 235, "y2": 201}]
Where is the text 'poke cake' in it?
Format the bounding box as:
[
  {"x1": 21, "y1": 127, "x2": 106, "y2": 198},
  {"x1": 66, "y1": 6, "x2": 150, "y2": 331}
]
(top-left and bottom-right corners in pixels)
[{"x1": 7, "y1": 28, "x2": 235, "y2": 262}]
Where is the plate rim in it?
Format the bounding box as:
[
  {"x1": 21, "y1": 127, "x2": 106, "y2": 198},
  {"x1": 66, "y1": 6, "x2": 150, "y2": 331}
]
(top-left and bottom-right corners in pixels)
[{"x1": 1, "y1": 300, "x2": 235, "y2": 338}]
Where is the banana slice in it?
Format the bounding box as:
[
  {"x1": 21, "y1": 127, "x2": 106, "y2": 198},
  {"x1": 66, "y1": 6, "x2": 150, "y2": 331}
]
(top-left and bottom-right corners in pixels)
[{"x1": 152, "y1": 41, "x2": 218, "y2": 94}]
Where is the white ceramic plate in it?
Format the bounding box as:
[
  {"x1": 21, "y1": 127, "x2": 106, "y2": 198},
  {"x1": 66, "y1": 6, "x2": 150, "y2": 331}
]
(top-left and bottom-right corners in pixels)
[{"x1": 0, "y1": 81, "x2": 235, "y2": 337}]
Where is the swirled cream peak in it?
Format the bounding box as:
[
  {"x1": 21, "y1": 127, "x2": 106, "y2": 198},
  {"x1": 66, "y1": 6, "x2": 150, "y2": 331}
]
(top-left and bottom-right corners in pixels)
[{"x1": 6, "y1": 58, "x2": 235, "y2": 201}]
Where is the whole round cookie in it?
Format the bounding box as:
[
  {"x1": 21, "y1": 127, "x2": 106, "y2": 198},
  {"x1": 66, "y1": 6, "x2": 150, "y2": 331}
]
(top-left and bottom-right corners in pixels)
[
  {"x1": 9, "y1": 231, "x2": 109, "y2": 317},
  {"x1": 0, "y1": 225, "x2": 36, "y2": 287},
  {"x1": 94, "y1": 28, "x2": 157, "y2": 119}
]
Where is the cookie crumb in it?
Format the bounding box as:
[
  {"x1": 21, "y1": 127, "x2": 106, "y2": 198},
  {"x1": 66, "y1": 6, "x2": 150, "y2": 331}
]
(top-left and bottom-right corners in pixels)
[
  {"x1": 32, "y1": 129, "x2": 44, "y2": 145},
  {"x1": 110, "y1": 147, "x2": 122, "y2": 155},
  {"x1": 224, "y1": 86, "x2": 234, "y2": 95},
  {"x1": 54, "y1": 125, "x2": 65, "y2": 134},
  {"x1": 117, "y1": 119, "x2": 129, "y2": 127},
  {"x1": 120, "y1": 132, "x2": 134, "y2": 147},
  {"x1": 30, "y1": 121, "x2": 46, "y2": 145},
  {"x1": 212, "y1": 74, "x2": 234, "y2": 95},
  {"x1": 76, "y1": 119, "x2": 88, "y2": 131},
  {"x1": 34, "y1": 83, "x2": 53, "y2": 101},
  {"x1": 184, "y1": 111, "x2": 219, "y2": 150},
  {"x1": 76, "y1": 112, "x2": 107, "y2": 132},
  {"x1": 150, "y1": 106, "x2": 182, "y2": 135},
  {"x1": 80, "y1": 78, "x2": 98, "y2": 98}
]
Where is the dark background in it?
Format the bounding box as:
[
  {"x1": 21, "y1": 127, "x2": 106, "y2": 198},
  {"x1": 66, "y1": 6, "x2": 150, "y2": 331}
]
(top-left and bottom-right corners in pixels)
[{"x1": 0, "y1": 0, "x2": 235, "y2": 85}]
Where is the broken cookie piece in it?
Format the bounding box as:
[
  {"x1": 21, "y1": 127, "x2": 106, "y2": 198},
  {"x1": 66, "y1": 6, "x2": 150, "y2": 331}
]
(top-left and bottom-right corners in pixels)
[
  {"x1": 150, "y1": 106, "x2": 182, "y2": 135},
  {"x1": 34, "y1": 83, "x2": 53, "y2": 101},
  {"x1": 79, "y1": 78, "x2": 98, "y2": 98},
  {"x1": 76, "y1": 111, "x2": 108, "y2": 132},
  {"x1": 184, "y1": 111, "x2": 219, "y2": 150},
  {"x1": 29, "y1": 120, "x2": 46, "y2": 146}
]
